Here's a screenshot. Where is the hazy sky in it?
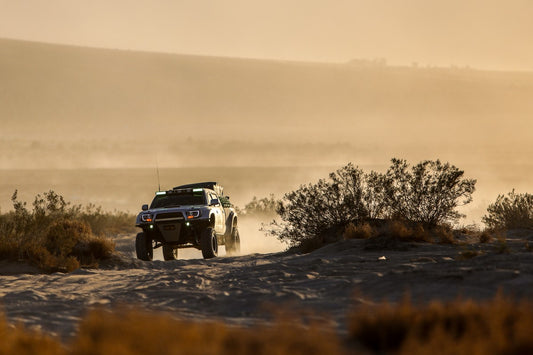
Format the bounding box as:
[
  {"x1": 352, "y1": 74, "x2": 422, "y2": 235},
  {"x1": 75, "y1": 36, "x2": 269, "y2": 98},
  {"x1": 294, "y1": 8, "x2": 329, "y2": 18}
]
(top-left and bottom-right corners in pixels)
[{"x1": 1, "y1": 0, "x2": 532, "y2": 71}]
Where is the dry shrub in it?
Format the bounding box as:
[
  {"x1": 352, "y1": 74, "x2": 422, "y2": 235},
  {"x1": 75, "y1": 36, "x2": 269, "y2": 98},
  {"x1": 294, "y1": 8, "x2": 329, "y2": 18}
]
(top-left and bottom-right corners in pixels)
[
  {"x1": 72, "y1": 236, "x2": 115, "y2": 267},
  {"x1": 385, "y1": 220, "x2": 431, "y2": 243},
  {"x1": 343, "y1": 222, "x2": 375, "y2": 239},
  {"x1": 483, "y1": 190, "x2": 533, "y2": 230},
  {"x1": 349, "y1": 294, "x2": 533, "y2": 355},
  {"x1": 25, "y1": 243, "x2": 81, "y2": 273},
  {"x1": 45, "y1": 220, "x2": 92, "y2": 258},
  {"x1": 0, "y1": 191, "x2": 118, "y2": 272},
  {"x1": 38, "y1": 220, "x2": 114, "y2": 271}
]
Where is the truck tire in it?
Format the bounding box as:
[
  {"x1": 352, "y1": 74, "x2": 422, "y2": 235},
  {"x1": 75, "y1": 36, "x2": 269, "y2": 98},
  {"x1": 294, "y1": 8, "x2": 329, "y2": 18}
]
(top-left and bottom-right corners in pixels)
[
  {"x1": 201, "y1": 228, "x2": 218, "y2": 259},
  {"x1": 226, "y1": 227, "x2": 241, "y2": 256},
  {"x1": 162, "y1": 245, "x2": 178, "y2": 261},
  {"x1": 135, "y1": 232, "x2": 153, "y2": 261}
]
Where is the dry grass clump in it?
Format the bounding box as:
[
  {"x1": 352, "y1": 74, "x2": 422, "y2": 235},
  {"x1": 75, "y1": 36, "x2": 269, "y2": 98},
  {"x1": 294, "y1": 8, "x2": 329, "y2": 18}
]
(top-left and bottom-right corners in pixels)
[
  {"x1": 0, "y1": 314, "x2": 65, "y2": 355},
  {"x1": 386, "y1": 220, "x2": 431, "y2": 243},
  {"x1": 1, "y1": 308, "x2": 342, "y2": 355},
  {"x1": 349, "y1": 294, "x2": 533, "y2": 355},
  {"x1": 343, "y1": 222, "x2": 375, "y2": 239},
  {"x1": 0, "y1": 190, "x2": 122, "y2": 272},
  {"x1": 70, "y1": 308, "x2": 342, "y2": 355},
  {"x1": 344, "y1": 220, "x2": 456, "y2": 248}
]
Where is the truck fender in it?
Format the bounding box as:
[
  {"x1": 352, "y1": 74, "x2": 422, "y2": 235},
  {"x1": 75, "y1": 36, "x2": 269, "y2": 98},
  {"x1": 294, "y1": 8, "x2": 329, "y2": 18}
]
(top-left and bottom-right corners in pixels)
[{"x1": 225, "y1": 212, "x2": 237, "y2": 236}]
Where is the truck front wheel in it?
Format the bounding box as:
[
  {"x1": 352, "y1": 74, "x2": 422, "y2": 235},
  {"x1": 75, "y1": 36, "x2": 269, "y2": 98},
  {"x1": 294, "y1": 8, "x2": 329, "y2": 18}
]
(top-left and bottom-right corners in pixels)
[{"x1": 135, "y1": 232, "x2": 153, "y2": 261}]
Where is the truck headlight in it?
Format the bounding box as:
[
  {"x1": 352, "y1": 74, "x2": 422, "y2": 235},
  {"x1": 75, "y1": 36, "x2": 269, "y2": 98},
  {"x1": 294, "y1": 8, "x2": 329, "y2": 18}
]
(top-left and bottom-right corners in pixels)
[
  {"x1": 141, "y1": 214, "x2": 153, "y2": 222},
  {"x1": 187, "y1": 210, "x2": 201, "y2": 219}
]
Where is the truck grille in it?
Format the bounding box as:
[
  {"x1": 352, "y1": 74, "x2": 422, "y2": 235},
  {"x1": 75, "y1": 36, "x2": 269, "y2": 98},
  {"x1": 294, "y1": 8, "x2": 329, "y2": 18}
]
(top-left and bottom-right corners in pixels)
[{"x1": 155, "y1": 212, "x2": 184, "y2": 221}]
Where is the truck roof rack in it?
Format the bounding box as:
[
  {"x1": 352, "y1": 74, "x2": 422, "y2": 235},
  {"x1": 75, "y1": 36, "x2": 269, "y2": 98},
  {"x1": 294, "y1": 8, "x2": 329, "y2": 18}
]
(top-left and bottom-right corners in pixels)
[{"x1": 173, "y1": 182, "x2": 224, "y2": 196}]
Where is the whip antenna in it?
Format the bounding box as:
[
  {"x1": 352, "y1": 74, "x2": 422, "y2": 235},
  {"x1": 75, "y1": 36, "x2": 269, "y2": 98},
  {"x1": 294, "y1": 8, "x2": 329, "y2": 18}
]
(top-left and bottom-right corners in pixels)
[{"x1": 156, "y1": 157, "x2": 161, "y2": 192}]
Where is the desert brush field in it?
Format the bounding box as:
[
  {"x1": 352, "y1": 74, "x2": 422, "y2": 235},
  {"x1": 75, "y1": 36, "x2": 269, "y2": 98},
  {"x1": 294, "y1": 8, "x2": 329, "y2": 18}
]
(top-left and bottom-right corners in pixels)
[{"x1": 2, "y1": 160, "x2": 533, "y2": 354}]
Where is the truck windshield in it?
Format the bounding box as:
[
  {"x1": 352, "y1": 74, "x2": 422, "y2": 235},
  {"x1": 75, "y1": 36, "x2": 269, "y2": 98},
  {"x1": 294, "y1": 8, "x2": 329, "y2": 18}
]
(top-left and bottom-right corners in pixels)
[{"x1": 150, "y1": 192, "x2": 206, "y2": 209}]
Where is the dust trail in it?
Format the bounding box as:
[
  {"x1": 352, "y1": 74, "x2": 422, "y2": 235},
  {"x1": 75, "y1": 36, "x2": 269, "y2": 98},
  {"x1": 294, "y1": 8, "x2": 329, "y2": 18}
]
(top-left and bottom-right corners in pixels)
[{"x1": 238, "y1": 217, "x2": 286, "y2": 255}]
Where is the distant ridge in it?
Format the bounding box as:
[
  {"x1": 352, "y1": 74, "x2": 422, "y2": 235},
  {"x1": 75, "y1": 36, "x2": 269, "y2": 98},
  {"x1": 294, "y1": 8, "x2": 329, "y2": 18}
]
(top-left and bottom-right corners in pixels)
[
  {"x1": 1, "y1": 38, "x2": 533, "y2": 145},
  {"x1": 0, "y1": 37, "x2": 340, "y2": 66}
]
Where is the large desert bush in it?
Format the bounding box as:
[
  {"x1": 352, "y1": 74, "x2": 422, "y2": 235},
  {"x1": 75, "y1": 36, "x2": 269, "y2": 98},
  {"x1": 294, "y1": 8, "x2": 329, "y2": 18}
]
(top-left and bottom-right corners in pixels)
[
  {"x1": 483, "y1": 190, "x2": 533, "y2": 230},
  {"x1": 267, "y1": 163, "x2": 381, "y2": 248},
  {"x1": 267, "y1": 159, "x2": 475, "y2": 250},
  {"x1": 0, "y1": 190, "x2": 130, "y2": 271}
]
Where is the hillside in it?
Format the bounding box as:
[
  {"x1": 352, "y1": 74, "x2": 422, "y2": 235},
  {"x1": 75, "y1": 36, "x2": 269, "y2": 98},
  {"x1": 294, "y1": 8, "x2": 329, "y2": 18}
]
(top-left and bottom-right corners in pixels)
[{"x1": 2, "y1": 38, "x2": 533, "y2": 147}]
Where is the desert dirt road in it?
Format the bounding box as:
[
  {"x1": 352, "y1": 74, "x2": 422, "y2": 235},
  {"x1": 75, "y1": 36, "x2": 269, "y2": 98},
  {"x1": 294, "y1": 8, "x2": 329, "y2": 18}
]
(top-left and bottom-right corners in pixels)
[{"x1": 1, "y1": 232, "x2": 533, "y2": 340}]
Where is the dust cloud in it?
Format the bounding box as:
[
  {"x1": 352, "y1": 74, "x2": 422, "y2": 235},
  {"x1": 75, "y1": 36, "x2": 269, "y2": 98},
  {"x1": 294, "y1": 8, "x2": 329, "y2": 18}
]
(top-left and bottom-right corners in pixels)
[
  {"x1": 238, "y1": 217, "x2": 286, "y2": 255},
  {"x1": 0, "y1": 39, "x2": 532, "y2": 229},
  {"x1": 150, "y1": 217, "x2": 285, "y2": 261}
]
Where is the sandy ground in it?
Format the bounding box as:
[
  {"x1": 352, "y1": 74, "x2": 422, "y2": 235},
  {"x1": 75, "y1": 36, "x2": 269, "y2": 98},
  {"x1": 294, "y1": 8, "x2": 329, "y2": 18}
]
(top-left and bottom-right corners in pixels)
[{"x1": 1, "y1": 230, "x2": 533, "y2": 341}]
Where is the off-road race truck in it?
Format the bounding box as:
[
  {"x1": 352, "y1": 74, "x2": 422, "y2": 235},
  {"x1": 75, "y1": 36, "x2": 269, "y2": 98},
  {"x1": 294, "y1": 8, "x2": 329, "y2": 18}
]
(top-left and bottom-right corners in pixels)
[{"x1": 135, "y1": 182, "x2": 240, "y2": 261}]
